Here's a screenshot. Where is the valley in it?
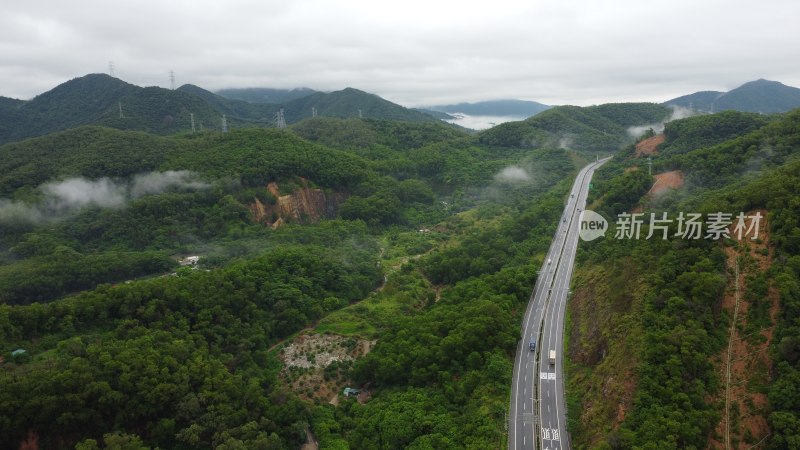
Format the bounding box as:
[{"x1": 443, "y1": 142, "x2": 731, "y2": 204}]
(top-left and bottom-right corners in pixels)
[{"x1": 1, "y1": 75, "x2": 800, "y2": 449}]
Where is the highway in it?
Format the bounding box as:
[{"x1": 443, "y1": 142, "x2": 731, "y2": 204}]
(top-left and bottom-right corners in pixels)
[{"x1": 508, "y1": 158, "x2": 610, "y2": 450}]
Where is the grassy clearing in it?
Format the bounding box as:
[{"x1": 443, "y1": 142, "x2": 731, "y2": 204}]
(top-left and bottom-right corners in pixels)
[
  {"x1": 314, "y1": 205, "x2": 507, "y2": 339},
  {"x1": 315, "y1": 257, "x2": 436, "y2": 338}
]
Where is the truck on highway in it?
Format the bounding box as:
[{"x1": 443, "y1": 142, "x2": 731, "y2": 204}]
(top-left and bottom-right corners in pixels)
[
  {"x1": 529, "y1": 338, "x2": 536, "y2": 351},
  {"x1": 549, "y1": 350, "x2": 556, "y2": 365}
]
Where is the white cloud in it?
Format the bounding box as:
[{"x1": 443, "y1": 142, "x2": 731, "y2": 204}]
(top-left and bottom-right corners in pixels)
[
  {"x1": 42, "y1": 177, "x2": 127, "y2": 210},
  {"x1": 495, "y1": 166, "x2": 531, "y2": 183},
  {"x1": 130, "y1": 170, "x2": 209, "y2": 198},
  {"x1": 0, "y1": 171, "x2": 209, "y2": 224},
  {"x1": 627, "y1": 105, "x2": 698, "y2": 138}
]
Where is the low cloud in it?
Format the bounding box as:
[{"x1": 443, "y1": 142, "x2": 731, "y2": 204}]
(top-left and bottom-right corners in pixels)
[
  {"x1": 0, "y1": 199, "x2": 44, "y2": 224},
  {"x1": 494, "y1": 165, "x2": 532, "y2": 183},
  {"x1": 557, "y1": 135, "x2": 574, "y2": 149},
  {"x1": 627, "y1": 105, "x2": 698, "y2": 138},
  {"x1": 131, "y1": 170, "x2": 209, "y2": 198},
  {"x1": 0, "y1": 171, "x2": 209, "y2": 224},
  {"x1": 444, "y1": 114, "x2": 526, "y2": 130},
  {"x1": 42, "y1": 178, "x2": 127, "y2": 211},
  {"x1": 667, "y1": 105, "x2": 695, "y2": 121}
]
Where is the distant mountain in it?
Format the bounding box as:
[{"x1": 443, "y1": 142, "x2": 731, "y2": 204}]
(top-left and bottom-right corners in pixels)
[
  {"x1": 412, "y1": 108, "x2": 455, "y2": 120},
  {"x1": 0, "y1": 97, "x2": 26, "y2": 139},
  {"x1": 479, "y1": 103, "x2": 670, "y2": 152},
  {"x1": 0, "y1": 76, "x2": 443, "y2": 145},
  {"x1": 0, "y1": 96, "x2": 24, "y2": 112},
  {"x1": 664, "y1": 90, "x2": 723, "y2": 112},
  {"x1": 215, "y1": 87, "x2": 318, "y2": 104},
  {"x1": 665, "y1": 79, "x2": 800, "y2": 114},
  {"x1": 0, "y1": 74, "x2": 138, "y2": 143},
  {"x1": 0, "y1": 74, "x2": 230, "y2": 144},
  {"x1": 429, "y1": 99, "x2": 550, "y2": 117},
  {"x1": 278, "y1": 88, "x2": 441, "y2": 124},
  {"x1": 97, "y1": 86, "x2": 232, "y2": 134},
  {"x1": 178, "y1": 84, "x2": 275, "y2": 123}
]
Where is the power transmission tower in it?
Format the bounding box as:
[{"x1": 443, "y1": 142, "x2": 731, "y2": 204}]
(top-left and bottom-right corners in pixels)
[
  {"x1": 648, "y1": 157, "x2": 652, "y2": 176},
  {"x1": 190, "y1": 113, "x2": 196, "y2": 133},
  {"x1": 312, "y1": 107, "x2": 317, "y2": 118},
  {"x1": 358, "y1": 109, "x2": 363, "y2": 119},
  {"x1": 221, "y1": 114, "x2": 228, "y2": 133},
  {"x1": 276, "y1": 109, "x2": 286, "y2": 129},
  {"x1": 118, "y1": 101, "x2": 124, "y2": 118},
  {"x1": 108, "y1": 61, "x2": 115, "y2": 77},
  {"x1": 170, "y1": 70, "x2": 176, "y2": 90}
]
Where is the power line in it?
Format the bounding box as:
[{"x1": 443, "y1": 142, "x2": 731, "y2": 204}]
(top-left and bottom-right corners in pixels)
[{"x1": 276, "y1": 108, "x2": 286, "y2": 129}]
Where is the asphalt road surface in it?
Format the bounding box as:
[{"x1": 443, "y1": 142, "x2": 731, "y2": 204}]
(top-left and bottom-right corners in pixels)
[{"x1": 508, "y1": 158, "x2": 610, "y2": 450}]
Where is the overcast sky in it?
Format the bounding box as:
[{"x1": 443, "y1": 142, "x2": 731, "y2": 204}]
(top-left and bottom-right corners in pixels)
[{"x1": 2, "y1": 0, "x2": 798, "y2": 107}]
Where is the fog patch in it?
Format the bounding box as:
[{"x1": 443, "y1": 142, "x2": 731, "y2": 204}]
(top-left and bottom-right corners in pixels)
[
  {"x1": 668, "y1": 105, "x2": 695, "y2": 121},
  {"x1": 131, "y1": 170, "x2": 209, "y2": 198},
  {"x1": 0, "y1": 199, "x2": 44, "y2": 223},
  {"x1": 494, "y1": 165, "x2": 532, "y2": 183},
  {"x1": 557, "y1": 135, "x2": 574, "y2": 149},
  {"x1": 42, "y1": 178, "x2": 127, "y2": 211},
  {"x1": 627, "y1": 124, "x2": 660, "y2": 139},
  {"x1": 0, "y1": 171, "x2": 209, "y2": 224},
  {"x1": 627, "y1": 105, "x2": 699, "y2": 138},
  {"x1": 444, "y1": 113, "x2": 526, "y2": 130}
]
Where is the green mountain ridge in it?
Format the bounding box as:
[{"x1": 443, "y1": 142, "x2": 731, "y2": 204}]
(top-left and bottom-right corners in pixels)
[
  {"x1": 277, "y1": 87, "x2": 440, "y2": 124},
  {"x1": 665, "y1": 78, "x2": 800, "y2": 114},
  {"x1": 0, "y1": 74, "x2": 443, "y2": 145},
  {"x1": 478, "y1": 102, "x2": 670, "y2": 152},
  {"x1": 177, "y1": 83, "x2": 275, "y2": 123}
]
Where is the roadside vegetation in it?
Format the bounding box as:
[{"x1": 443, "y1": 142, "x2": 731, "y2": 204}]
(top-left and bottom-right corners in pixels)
[{"x1": 567, "y1": 109, "x2": 800, "y2": 449}]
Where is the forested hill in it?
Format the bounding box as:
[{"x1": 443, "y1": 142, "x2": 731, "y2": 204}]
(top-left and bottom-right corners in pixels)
[
  {"x1": 0, "y1": 74, "x2": 138, "y2": 144},
  {"x1": 665, "y1": 78, "x2": 800, "y2": 114},
  {"x1": 182, "y1": 85, "x2": 442, "y2": 126},
  {"x1": 478, "y1": 102, "x2": 670, "y2": 152},
  {"x1": 277, "y1": 87, "x2": 441, "y2": 124},
  {"x1": 0, "y1": 107, "x2": 574, "y2": 448},
  {"x1": 566, "y1": 108, "x2": 800, "y2": 448},
  {"x1": 0, "y1": 74, "x2": 442, "y2": 145},
  {"x1": 4, "y1": 83, "x2": 800, "y2": 448},
  {"x1": 0, "y1": 74, "x2": 226, "y2": 144},
  {"x1": 177, "y1": 84, "x2": 276, "y2": 123}
]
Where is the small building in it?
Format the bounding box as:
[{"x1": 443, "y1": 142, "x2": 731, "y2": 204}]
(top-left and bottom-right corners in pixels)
[
  {"x1": 179, "y1": 256, "x2": 200, "y2": 266},
  {"x1": 343, "y1": 387, "x2": 361, "y2": 397},
  {"x1": 11, "y1": 349, "x2": 26, "y2": 357}
]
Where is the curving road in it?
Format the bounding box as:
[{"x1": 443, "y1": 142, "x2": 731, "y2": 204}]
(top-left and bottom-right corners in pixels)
[{"x1": 508, "y1": 158, "x2": 610, "y2": 450}]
